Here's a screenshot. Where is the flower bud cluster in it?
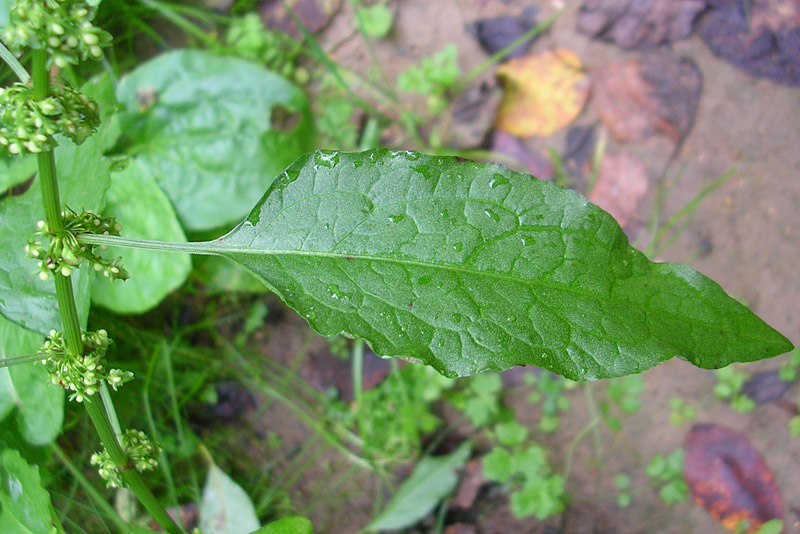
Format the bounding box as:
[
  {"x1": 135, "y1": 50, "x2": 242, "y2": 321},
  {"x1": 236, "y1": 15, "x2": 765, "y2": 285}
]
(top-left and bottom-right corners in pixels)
[
  {"x1": 40, "y1": 329, "x2": 133, "y2": 403},
  {"x1": 91, "y1": 429, "x2": 160, "y2": 488},
  {"x1": 2, "y1": 0, "x2": 112, "y2": 68},
  {"x1": 26, "y1": 210, "x2": 128, "y2": 282},
  {"x1": 0, "y1": 82, "x2": 100, "y2": 154}
]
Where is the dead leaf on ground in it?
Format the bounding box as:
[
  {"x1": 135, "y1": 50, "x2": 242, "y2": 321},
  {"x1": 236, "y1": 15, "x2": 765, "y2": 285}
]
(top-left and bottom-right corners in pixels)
[
  {"x1": 495, "y1": 49, "x2": 590, "y2": 137},
  {"x1": 684, "y1": 424, "x2": 785, "y2": 533},
  {"x1": 444, "y1": 524, "x2": 478, "y2": 534},
  {"x1": 592, "y1": 53, "x2": 702, "y2": 143},
  {"x1": 467, "y1": 6, "x2": 541, "y2": 59},
  {"x1": 451, "y1": 459, "x2": 486, "y2": 510},
  {"x1": 488, "y1": 130, "x2": 554, "y2": 180},
  {"x1": 697, "y1": 0, "x2": 800, "y2": 87},
  {"x1": 588, "y1": 150, "x2": 648, "y2": 227},
  {"x1": 742, "y1": 370, "x2": 792, "y2": 405},
  {"x1": 577, "y1": 0, "x2": 708, "y2": 49},
  {"x1": 447, "y1": 80, "x2": 503, "y2": 149},
  {"x1": 564, "y1": 124, "x2": 596, "y2": 186},
  {"x1": 260, "y1": 0, "x2": 342, "y2": 38}
]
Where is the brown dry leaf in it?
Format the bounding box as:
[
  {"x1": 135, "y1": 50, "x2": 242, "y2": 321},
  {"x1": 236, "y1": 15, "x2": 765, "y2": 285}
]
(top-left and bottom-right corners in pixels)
[
  {"x1": 698, "y1": 0, "x2": 800, "y2": 86},
  {"x1": 451, "y1": 459, "x2": 486, "y2": 509},
  {"x1": 489, "y1": 130, "x2": 554, "y2": 180},
  {"x1": 684, "y1": 424, "x2": 785, "y2": 533},
  {"x1": 447, "y1": 80, "x2": 503, "y2": 149},
  {"x1": 577, "y1": 0, "x2": 708, "y2": 49},
  {"x1": 588, "y1": 150, "x2": 648, "y2": 227},
  {"x1": 260, "y1": 0, "x2": 342, "y2": 38},
  {"x1": 495, "y1": 49, "x2": 590, "y2": 137},
  {"x1": 592, "y1": 54, "x2": 702, "y2": 143}
]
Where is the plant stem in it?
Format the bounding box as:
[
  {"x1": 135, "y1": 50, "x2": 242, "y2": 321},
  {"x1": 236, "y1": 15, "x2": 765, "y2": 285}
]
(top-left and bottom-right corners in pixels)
[
  {"x1": 78, "y1": 233, "x2": 219, "y2": 255},
  {"x1": 32, "y1": 49, "x2": 184, "y2": 534}
]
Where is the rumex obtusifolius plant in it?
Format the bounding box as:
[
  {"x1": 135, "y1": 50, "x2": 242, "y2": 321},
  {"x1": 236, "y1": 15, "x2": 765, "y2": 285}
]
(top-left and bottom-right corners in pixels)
[{"x1": 0, "y1": 1, "x2": 795, "y2": 533}]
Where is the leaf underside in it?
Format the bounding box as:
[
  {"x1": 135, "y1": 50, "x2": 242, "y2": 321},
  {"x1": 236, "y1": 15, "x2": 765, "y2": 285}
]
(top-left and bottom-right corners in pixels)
[{"x1": 207, "y1": 150, "x2": 791, "y2": 380}]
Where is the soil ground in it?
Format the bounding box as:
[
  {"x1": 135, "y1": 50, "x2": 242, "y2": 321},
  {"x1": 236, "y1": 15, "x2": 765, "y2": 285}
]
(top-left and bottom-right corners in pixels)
[{"x1": 238, "y1": 1, "x2": 800, "y2": 533}]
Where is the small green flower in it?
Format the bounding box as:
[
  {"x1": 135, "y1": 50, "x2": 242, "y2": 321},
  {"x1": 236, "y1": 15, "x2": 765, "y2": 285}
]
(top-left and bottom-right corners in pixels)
[
  {"x1": 26, "y1": 209, "x2": 128, "y2": 282},
  {"x1": 40, "y1": 328, "x2": 133, "y2": 402},
  {"x1": 0, "y1": 82, "x2": 100, "y2": 155},
  {"x1": 2, "y1": 0, "x2": 112, "y2": 67},
  {"x1": 91, "y1": 429, "x2": 160, "y2": 488}
]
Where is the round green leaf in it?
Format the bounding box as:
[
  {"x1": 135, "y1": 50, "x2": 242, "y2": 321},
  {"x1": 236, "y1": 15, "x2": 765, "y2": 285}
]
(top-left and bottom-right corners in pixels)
[
  {"x1": 92, "y1": 158, "x2": 191, "y2": 314},
  {"x1": 116, "y1": 49, "x2": 314, "y2": 231}
]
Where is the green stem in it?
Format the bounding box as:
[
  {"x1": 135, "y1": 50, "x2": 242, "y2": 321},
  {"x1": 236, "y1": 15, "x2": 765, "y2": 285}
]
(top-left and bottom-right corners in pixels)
[
  {"x1": 78, "y1": 233, "x2": 219, "y2": 255},
  {"x1": 0, "y1": 40, "x2": 30, "y2": 83},
  {"x1": 32, "y1": 48, "x2": 184, "y2": 534},
  {"x1": 0, "y1": 352, "x2": 47, "y2": 368}
]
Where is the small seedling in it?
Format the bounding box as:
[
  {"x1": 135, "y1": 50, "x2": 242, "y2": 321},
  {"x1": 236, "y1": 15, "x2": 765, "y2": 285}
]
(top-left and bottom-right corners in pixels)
[
  {"x1": 714, "y1": 366, "x2": 756, "y2": 412},
  {"x1": 525, "y1": 372, "x2": 574, "y2": 433},
  {"x1": 646, "y1": 449, "x2": 688, "y2": 505},
  {"x1": 614, "y1": 473, "x2": 632, "y2": 508},
  {"x1": 397, "y1": 43, "x2": 461, "y2": 112},
  {"x1": 601, "y1": 375, "x2": 644, "y2": 431},
  {"x1": 668, "y1": 397, "x2": 698, "y2": 427}
]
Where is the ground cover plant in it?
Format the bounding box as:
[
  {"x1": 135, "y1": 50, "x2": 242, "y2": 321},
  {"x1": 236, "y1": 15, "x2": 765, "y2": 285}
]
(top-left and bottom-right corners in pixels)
[{"x1": 0, "y1": 1, "x2": 797, "y2": 533}]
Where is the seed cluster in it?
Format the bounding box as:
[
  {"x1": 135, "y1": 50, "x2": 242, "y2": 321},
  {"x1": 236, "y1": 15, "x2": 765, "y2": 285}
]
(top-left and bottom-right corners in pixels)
[
  {"x1": 0, "y1": 82, "x2": 101, "y2": 154},
  {"x1": 26, "y1": 209, "x2": 128, "y2": 282},
  {"x1": 2, "y1": 0, "x2": 112, "y2": 68},
  {"x1": 40, "y1": 329, "x2": 133, "y2": 403},
  {"x1": 91, "y1": 429, "x2": 160, "y2": 488}
]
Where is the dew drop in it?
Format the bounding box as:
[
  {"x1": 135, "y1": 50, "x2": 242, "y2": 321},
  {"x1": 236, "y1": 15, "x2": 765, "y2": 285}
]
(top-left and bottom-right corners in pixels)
[
  {"x1": 506, "y1": 315, "x2": 516, "y2": 323},
  {"x1": 438, "y1": 339, "x2": 446, "y2": 348},
  {"x1": 452, "y1": 242, "x2": 463, "y2": 252},
  {"x1": 323, "y1": 223, "x2": 331, "y2": 230},
  {"x1": 418, "y1": 275, "x2": 432, "y2": 285},
  {"x1": 484, "y1": 209, "x2": 500, "y2": 222},
  {"x1": 388, "y1": 214, "x2": 406, "y2": 223},
  {"x1": 326, "y1": 284, "x2": 341, "y2": 300},
  {"x1": 353, "y1": 159, "x2": 364, "y2": 169},
  {"x1": 404, "y1": 151, "x2": 421, "y2": 161},
  {"x1": 314, "y1": 151, "x2": 340, "y2": 169},
  {"x1": 451, "y1": 313, "x2": 463, "y2": 323},
  {"x1": 489, "y1": 174, "x2": 510, "y2": 188}
]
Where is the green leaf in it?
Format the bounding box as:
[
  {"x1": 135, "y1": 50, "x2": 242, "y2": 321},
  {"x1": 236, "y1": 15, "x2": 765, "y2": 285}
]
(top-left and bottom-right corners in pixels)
[
  {"x1": 248, "y1": 516, "x2": 313, "y2": 534},
  {"x1": 356, "y1": 4, "x2": 394, "y2": 38},
  {"x1": 0, "y1": 449, "x2": 60, "y2": 534},
  {"x1": 495, "y1": 421, "x2": 527, "y2": 446},
  {"x1": 206, "y1": 150, "x2": 792, "y2": 380},
  {"x1": 0, "y1": 0, "x2": 10, "y2": 28},
  {"x1": 0, "y1": 155, "x2": 36, "y2": 196},
  {"x1": 116, "y1": 49, "x2": 314, "y2": 231},
  {"x1": 0, "y1": 316, "x2": 63, "y2": 445},
  {"x1": 482, "y1": 447, "x2": 514, "y2": 483},
  {"x1": 200, "y1": 457, "x2": 260, "y2": 534},
  {"x1": 368, "y1": 442, "x2": 470, "y2": 531},
  {"x1": 193, "y1": 256, "x2": 268, "y2": 294},
  {"x1": 92, "y1": 158, "x2": 191, "y2": 314},
  {"x1": 0, "y1": 101, "x2": 114, "y2": 334}
]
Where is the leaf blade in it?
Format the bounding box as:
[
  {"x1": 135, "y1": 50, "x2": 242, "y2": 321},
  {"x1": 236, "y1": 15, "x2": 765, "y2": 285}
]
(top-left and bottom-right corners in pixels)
[
  {"x1": 200, "y1": 458, "x2": 260, "y2": 534},
  {"x1": 212, "y1": 150, "x2": 792, "y2": 380}
]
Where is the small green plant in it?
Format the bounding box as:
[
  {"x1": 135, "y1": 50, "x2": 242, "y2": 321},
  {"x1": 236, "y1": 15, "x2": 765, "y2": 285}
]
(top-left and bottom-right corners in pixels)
[
  {"x1": 646, "y1": 449, "x2": 689, "y2": 505},
  {"x1": 353, "y1": 0, "x2": 394, "y2": 39},
  {"x1": 525, "y1": 372, "x2": 574, "y2": 433},
  {"x1": 447, "y1": 372, "x2": 505, "y2": 428},
  {"x1": 601, "y1": 375, "x2": 644, "y2": 431},
  {"x1": 482, "y1": 420, "x2": 567, "y2": 519},
  {"x1": 397, "y1": 43, "x2": 460, "y2": 113},
  {"x1": 613, "y1": 473, "x2": 632, "y2": 508},
  {"x1": 779, "y1": 347, "x2": 800, "y2": 381},
  {"x1": 668, "y1": 397, "x2": 698, "y2": 427},
  {"x1": 714, "y1": 366, "x2": 756, "y2": 412}
]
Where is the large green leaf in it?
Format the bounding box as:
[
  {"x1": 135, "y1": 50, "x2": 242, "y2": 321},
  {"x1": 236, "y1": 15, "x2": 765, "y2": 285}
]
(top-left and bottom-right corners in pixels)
[
  {"x1": 249, "y1": 517, "x2": 313, "y2": 534},
  {"x1": 204, "y1": 150, "x2": 792, "y2": 380},
  {"x1": 0, "y1": 449, "x2": 61, "y2": 534},
  {"x1": 0, "y1": 316, "x2": 63, "y2": 445},
  {"x1": 115, "y1": 49, "x2": 314, "y2": 231},
  {"x1": 200, "y1": 458, "x2": 260, "y2": 534},
  {"x1": 0, "y1": 125, "x2": 113, "y2": 334},
  {"x1": 0, "y1": 155, "x2": 36, "y2": 196},
  {"x1": 369, "y1": 443, "x2": 471, "y2": 531},
  {"x1": 92, "y1": 158, "x2": 191, "y2": 314}
]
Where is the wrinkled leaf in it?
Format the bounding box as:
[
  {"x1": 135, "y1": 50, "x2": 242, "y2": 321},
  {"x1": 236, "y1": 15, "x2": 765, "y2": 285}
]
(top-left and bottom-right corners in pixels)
[
  {"x1": 685, "y1": 424, "x2": 784, "y2": 533},
  {"x1": 116, "y1": 49, "x2": 314, "y2": 231},
  {"x1": 369, "y1": 443, "x2": 471, "y2": 531},
  {"x1": 592, "y1": 54, "x2": 702, "y2": 143},
  {"x1": 200, "y1": 457, "x2": 260, "y2": 534},
  {"x1": 202, "y1": 150, "x2": 792, "y2": 380},
  {"x1": 0, "y1": 155, "x2": 36, "y2": 196},
  {"x1": 588, "y1": 150, "x2": 649, "y2": 227},
  {"x1": 495, "y1": 49, "x2": 589, "y2": 137},
  {"x1": 577, "y1": 0, "x2": 708, "y2": 49},
  {"x1": 0, "y1": 316, "x2": 63, "y2": 445},
  {"x1": 249, "y1": 516, "x2": 313, "y2": 534},
  {"x1": 0, "y1": 449, "x2": 60, "y2": 534},
  {"x1": 92, "y1": 158, "x2": 191, "y2": 314},
  {"x1": 698, "y1": 0, "x2": 800, "y2": 87},
  {"x1": 0, "y1": 110, "x2": 113, "y2": 334}
]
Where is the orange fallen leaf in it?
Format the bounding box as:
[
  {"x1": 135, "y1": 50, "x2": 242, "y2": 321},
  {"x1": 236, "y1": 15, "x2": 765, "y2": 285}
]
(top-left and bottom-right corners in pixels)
[
  {"x1": 684, "y1": 424, "x2": 785, "y2": 533},
  {"x1": 495, "y1": 49, "x2": 590, "y2": 137}
]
